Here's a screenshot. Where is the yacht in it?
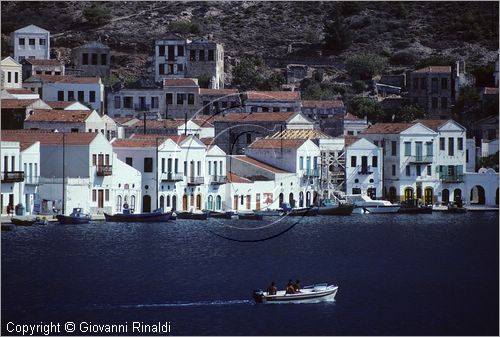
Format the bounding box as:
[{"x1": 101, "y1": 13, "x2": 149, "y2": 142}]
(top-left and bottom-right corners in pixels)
[{"x1": 349, "y1": 195, "x2": 400, "y2": 214}]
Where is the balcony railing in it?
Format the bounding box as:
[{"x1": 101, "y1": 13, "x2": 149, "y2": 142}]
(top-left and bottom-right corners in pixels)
[
  {"x1": 187, "y1": 176, "x2": 204, "y2": 185},
  {"x1": 358, "y1": 166, "x2": 373, "y2": 175},
  {"x1": 210, "y1": 175, "x2": 227, "y2": 184},
  {"x1": 161, "y1": 172, "x2": 183, "y2": 182},
  {"x1": 303, "y1": 168, "x2": 320, "y2": 177},
  {"x1": 25, "y1": 176, "x2": 40, "y2": 185},
  {"x1": 440, "y1": 174, "x2": 464, "y2": 183},
  {"x1": 96, "y1": 165, "x2": 112, "y2": 176},
  {"x1": 408, "y1": 155, "x2": 433, "y2": 164},
  {"x1": 1, "y1": 171, "x2": 24, "y2": 183},
  {"x1": 134, "y1": 104, "x2": 151, "y2": 111}
]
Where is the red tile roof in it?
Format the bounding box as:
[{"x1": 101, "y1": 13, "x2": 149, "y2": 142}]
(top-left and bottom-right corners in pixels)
[
  {"x1": 343, "y1": 135, "x2": 360, "y2": 147},
  {"x1": 1, "y1": 130, "x2": 98, "y2": 145},
  {"x1": 1, "y1": 99, "x2": 39, "y2": 109},
  {"x1": 200, "y1": 88, "x2": 238, "y2": 96},
  {"x1": 112, "y1": 138, "x2": 160, "y2": 148},
  {"x1": 248, "y1": 138, "x2": 307, "y2": 150},
  {"x1": 233, "y1": 155, "x2": 290, "y2": 173},
  {"x1": 483, "y1": 87, "x2": 499, "y2": 95},
  {"x1": 27, "y1": 109, "x2": 91, "y2": 122},
  {"x1": 35, "y1": 75, "x2": 100, "y2": 84},
  {"x1": 0, "y1": 132, "x2": 39, "y2": 151},
  {"x1": 5, "y1": 88, "x2": 35, "y2": 95},
  {"x1": 24, "y1": 59, "x2": 63, "y2": 66},
  {"x1": 214, "y1": 111, "x2": 295, "y2": 123},
  {"x1": 344, "y1": 113, "x2": 363, "y2": 120},
  {"x1": 413, "y1": 66, "x2": 451, "y2": 73},
  {"x1": 45, "y1": 101, "x2": 87, "y2": 109},
  {"x1": 302, "y1": 100, "x2": 344, "y2": 108},
  {"x1": 129, "y1": 133, "x2": 190, "y2": 145},
  {"x1": 362, "y1": 123, "x2": 412, "y2": 134},
  {"x1": 246, "y1": 91, "x2": 301, "y2": 101},
  {"x1": 163, "y1": 78, "x2": 198, "y2": 87},
  {"x1": 200, "y1": 137, "x2": 214, "y2": 145},
  {"x1": 412, "y1": 119, "x2": 449, "y2": 131},
  {"x1": 135, "y1": 119, "x2": 185, "y2": 129},
  {"x1": 227, "y1": 172, "x2": 252, "y2": 183}
]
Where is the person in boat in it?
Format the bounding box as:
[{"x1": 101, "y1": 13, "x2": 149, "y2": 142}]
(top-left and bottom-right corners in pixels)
[
  {"x1": 293, "y1": 279, "x2": 301, "y2": 293},
  {"x1": 267, "y1": 281, "x2": 277, "y2": 295},
  {"x1": 285, "y1": 280, "x2": 295, "y2": 294}
]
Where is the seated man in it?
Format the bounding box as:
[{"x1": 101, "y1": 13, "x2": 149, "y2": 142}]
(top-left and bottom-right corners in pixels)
[
  {"x1": 293, "y1": 279, "x2": 301, "y2": 293},
  {"x1": 267, "y1": 281, "x2": 278, "y2": 295},
  {"x1": 285, "y1": 280, "x2": 295, "y2": 294}
]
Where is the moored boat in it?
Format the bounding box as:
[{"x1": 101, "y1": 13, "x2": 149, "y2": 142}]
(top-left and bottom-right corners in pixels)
[
  {"x1": 446, "y1": 202, "x2": 467, "y2": 213},
  {"x1": 104, "y1": 209, "x2": 172, "y2": 222},
  {"x1": 238, "y1": 212, "x2": 264, "y2": 220},
  {"x1": 56, "y1": 208, "x2": 91, "y2": 224},
  {"x1": 10, "y1": 217, "x2": 37, "y2": 226},
  {"x1": 208, "y1": 211, "x2": 237, "y2": 219},
  {"x1": 398, "y1": 199, "x2": 433, "y2": 214},
  {"x1": 318, "y1": 199, "x2": 354, "y2": 216},
  {"x1": 283, "y1": 207, "x2": 319, "y2": 217},
  {"x1": 349, "y1": 195, "x2": 400, "y2": 214},
  {"x1": 175, "y1": 211, "x2": 208, "y2": 220},
  {"x1": 253, "y1": 283, "x2": 338, "y2": 304}
]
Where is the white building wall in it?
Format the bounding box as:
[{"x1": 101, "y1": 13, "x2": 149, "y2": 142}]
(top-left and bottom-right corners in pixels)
[
  {"x1": 1, "y1": 57, "x2": 22, "y2": 89},
  {"x1": 345, "y1": 139, "x2": 383, "y2": 198},
  {"x1": 0, "y1": 141, "x2": 23, "y2": 214},
  {"x1": 20, "y1": 142, "x2": 40, "y2": 214},
  {"x1": 11, "y1": 25, "x2": 50, "y2": 62},
  {"x1": 40, "y1": 81, "x2": 104, "y2": 113}
]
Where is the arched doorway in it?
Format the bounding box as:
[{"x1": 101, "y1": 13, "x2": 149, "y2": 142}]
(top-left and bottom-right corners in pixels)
[
  {"x1": 424, "y1": 187, "x2": 433, "y2": 205},
  {"x1": 367, "y1": 187, "x2": 376, "y2": 200},
  {"x1": 416, "y1": 185, "x2": 422, "y2": 200},
  {"x1": 306, "y1": 191, "x2": 311, "y2": 207},
  {"x1": 442, "y1": 189, "x2": 450, "y2": 204},
  {"x1": 182, "y1": 194, "x2": 188, "y2": 211},
  {"x1": 207, "y1": 195, "x2": 213, "y2": 210},
  {"x1": 143, "y1": 195, "x2": 151, "y2": 213},
  {"x1": 299, "y1": 192, "x2": 304, "y2": 207},
  {"x1": 216, "y1": 195, "x2": 221, "y2": 210},
  {"x1": 196, "y1": 194, "x2": 202, "y2": 210},
  {"x1": 313, "y1": 191, "x2": 318, "y2": 205},
  {"x1": 116, "y1": 195, "x2": 122, "y2": 212},
  {"x1": 470, "y1": 185, "x2": 486, "y2": 205},
  {"x1": 172, "y1": 195, "x2": 177, "y2": 211},
  {"x1": 453, "y1": 189, "x2": 462, "y2": 203},
  {"x1": 404, "y1": 187, "x2": 414, "y2": 201},
  {"x1": 159, "y1": 195, "x2": 164, "y2": 210},
  {"x1": 388, "y1": 187, "x2": 397, "y2": 203},
  {"x1": 279, "y1": 193, "x2": 284, "y2": 207},
  {"x1": 289, "y1": 193, "x2": 295, "y2": 208}
]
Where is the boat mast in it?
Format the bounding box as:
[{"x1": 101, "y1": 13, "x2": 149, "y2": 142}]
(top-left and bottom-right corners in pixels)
[{"x1": 156, "y1": 137, "x2": 159, "y2": 211}]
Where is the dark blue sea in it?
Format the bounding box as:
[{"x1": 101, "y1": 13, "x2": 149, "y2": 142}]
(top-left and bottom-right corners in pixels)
[{"x1": 2, "y1": 212, "x2": 499, "y2": 336}]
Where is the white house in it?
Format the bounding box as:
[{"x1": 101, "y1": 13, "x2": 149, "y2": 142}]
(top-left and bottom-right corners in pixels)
[
  {"x1": 11, "y1": 24, "x2": 50, "y2": 62},
  {"x1": 107, "y1": 87, "x2": 164, "y2": 119},
  {"x1": 24, "y1": 109, "x2": 104, "y2": 133},
  {"x1": 1, "y1": 57, "x2": 22, "y2": 89},
  {"x1": 0, "y1": 141, "x2": 24, "y2": 214},
  {"x1": 2, "y1": 88, "x2": 40, "y2": 99}
]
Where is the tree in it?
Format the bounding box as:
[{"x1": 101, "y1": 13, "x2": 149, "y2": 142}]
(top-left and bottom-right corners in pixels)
[
  {"x1": 345, "y1": 53, "x2": 388, "y2": 80},
  {"x1": 83, "y1": 2, "x2": 111, "y2": 27},
  {"x1": 452, "y1": 86, "x2": 480, "y2": 115},
  {"x1": 231, "y1": 55, "x2": 284, "y2": 91},
  {"x1": 395, "y1": 104, "x2": 425, "y2": 122},
  {"x1": 323, "y1": 8, "x2": 352, "y2": 52},
  {"x1": 348, "y1": 97, "x2": 384, "y2": 123}
]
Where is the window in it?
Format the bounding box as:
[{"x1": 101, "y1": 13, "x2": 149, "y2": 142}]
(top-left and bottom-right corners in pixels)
[
  {"x1": 199, "y1": 49, "x2": 205, "y2": 60},
  {"x1": 123, "y1": 96, "x2": 132, "y2": 109},
  {"x1": 372, "y1": 156, "x2": 378, "y2": 167},
  {"x1": 416, "y1": 164, "x2": 421, "y2": 176},
  {"x1": 19, "y1": 38, "x2": 25, "y2": 45},
  {"x1": 174, "y1": 158, "x2": 178, "y2": 173},
  {"x1": 177, "y1": 64, "x2": 184, "y2": 72},
  {"x1": 439, "y1": 137, "x2": 445, "y2": 151},
  {"x1": 441, "y1": 78, "x2": 448, "y2": 89},
  {"x1": 392, "y1": 164, "x2": 396, "y2": 176},
  {"x1": 92, "y1": 190, "x2": 96, "y2": 202},
  {"x1": 299, "y1": 156, "x2": 303, "y2": 170},
  {"x1": 404, "y1": 142, "x2": 411, "y2": 156},
  {"x1": 219, "y1": 160, "x2": 223, "y2": 175},
  {"x1": 190, "y1": 50, "x2": 196, "y2": 61},
  {"x1": 246, "y1": 133, "x2": 252, "y2": 144},
  {"x1": 177, "y1": 46, "x2": 184, "y2": 57},
  {"x1": 57, "y1": 91, "x2": 64, "y2": 101},
  {"x1": 159, "y1": 63, "x2": 165, "y2": 75},
  {"x1": 448, "y1": 138, "x2": 454, "y2": 156},
  {"x1": 431, "y1": 78, "x2": 438, "y2": 93},
  {"x1": 427, "y1": 165, "x2": 431, "y2": 176},
  {"x1": 391, "y1": 141, "x2": 397, "y2": 156},
  {"x1": 406, "y1": 165, "x2": 411, "y2": 176},
  {"x1": 159, "y1": 45, "x2": 165, "y2": 56},
  {"x1": 350, "y1": 156, "x2": 357, "y2": 167},
  {"x1": 68, "y1": 91, "x2": 75, "y2": 101},
  {"x1": 78, "y1": 91, "x2": 84, "y2": 102},
  {"x1": 89, "y1": 91, "x2": 96, "y2": 102},
  {"x1": 251, "y1": 106, "x2": 258, "y2": 112},
  {"x1": 144, "y1": 157, "x2": 153, "y2": 172},
  {"x1": 14, "y1": 72, "x2": 18, "y2": 83},
  {"x1": 458, "y1": 137, "x2": 463, "y2": 151},
  {"x1": 420, "y1": 77, "x2": 426, "y2": 89},
  {"x1": 39, "y1": 38, "x2": 46, "y2": 45},
  {"x1": 188, "y1": 93, "x2": 195, "y2": 105},
  {"x1": 197, "y1": 161, "x2": 201, "y2": 176},
  {"x1": 168, "y1": 45, "x2": 175, "y2": 60},
  {"x1": 273, "y1": 107, "x2": 280, "y2": 112},
  {"x1": 208, "y1": 49, "x2": 214, "y2": 61},
  {"x1": 347, "y1": 131, "x2": 354, "y2": 135},
  {"x1": 177, "y1": 93, "x2": 184, "y2": 105},
  {"x1": 114, "y1": 96, "x2": 121, "y2": 108},
  {"x1": 426, "y1": 142, "x2": 433, "y2": 156},
  {"x1": 101, "y1": 54, "x2": 107, "y2": 65},
  {"x1": 166, "y1": 93, "x2": 173, "y2": 105},
  {"x1": 7, "y1": 72, "x2": 11, "y2": 83},
  {"x1": 374, "y1": 140, "x2": 379, "y2": 146},
  {"x1": 29, "y1": 38, "x2": 35, "y2": 46},
  {"x1": 105, "y1": 189, "x2": 109, "y2": 202},
  {"x1": 92, "y1": 154, "x2": 97, "y2": 166},
  {"x1": 82, "y1": 53, "x2": 88, "y2": 65},
  {"x1": 151, "y1": 96, "x2": 159, "y2": 109},
  {"x1": 91, "y1": 53, "x2": 98, "y2": 65},
  {"x1": 208, "y1": 161, "x2": 212, "y2": 175},
  {"x1": 441, "y1": 97, "x2": 447, "y2": 109},
  {"x1": 432, "y1": 97, "x2": 438, "y2": 109}
]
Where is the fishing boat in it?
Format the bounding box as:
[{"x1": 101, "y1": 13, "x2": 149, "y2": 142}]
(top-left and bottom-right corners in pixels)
[
  {"x1": 10, "y1": 217, "x2": 37, "y2": 226},
  {"x1": 318, "y1": 199, "x2": 354, "y2": 216},
  {"x1": 175, "y1": 211, "x2": 208, "y2": 220},
  {"x1": 253, "y1": 283, "x2": 338, "y2": 304},
  {"x1": 349, "y1": 195, "x2": 400, "y2": 214},
  {"x1": 104, "y1": 209, "x2": 173, "y2": 222},
  {"x1": 237, "y1": 212, "x2": 264, "y2": 220},
  {"x1": 281, "y1": 206, "x2": 319, "y2": 217},
  {"x1": 208, "y1": 211, "x2": 237, "y2": 219},
  {"x1": 56, "y1": 208, "x2": 91, "y2": 224},
  {"x1": 398, "y1": 199, "x2": 433, "y2": 214}
]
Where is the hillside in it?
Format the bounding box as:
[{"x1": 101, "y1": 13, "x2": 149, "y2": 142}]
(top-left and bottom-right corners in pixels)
[{"x1": 1, "y1": 1, "x2": 498, "y2": 85}]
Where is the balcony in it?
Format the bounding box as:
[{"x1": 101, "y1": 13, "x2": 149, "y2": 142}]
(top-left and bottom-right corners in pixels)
[
  {"x1": 210, "y1": 175, "x2": 227, "y2": 185},
  {"x1": 440, "y1": 174, "x2": 464, "y2": 183},
  {"x1": 408, "y1": 155, "x2": 433, "y2": 164},
  {"x1": 96, "y1": 165, "x2": 112, "y2": 176},
  {"x1": 25, "y1": 176, "x2": 40, "y2": 185},
  {"x1": 1, "y1": 171, "x2": 24, "y2": 183},
  {"x1": 187, "y1": 176, "x2": 204, "y2": 185},
  {"x1": 358, "y1": 166, "x2": 373, "y2": 175},
  {"x1": 134, "y1": 104, "x2": 151, "y2": 112},
  {"x1": 302, "y1": 168, "x2": 320, "y2": 178},
  {"x1": 161, "y1": 172, "x2": 183, "y2": 182}
]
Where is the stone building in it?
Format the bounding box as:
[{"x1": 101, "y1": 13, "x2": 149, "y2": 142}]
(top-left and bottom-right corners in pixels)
[
  {"x1": 11, "y1": 24, "x2": 50, "y2": 62},
  {"x1": 70, "y1": 41, "x2": 111, "y2": 77},
  {"x1": 199, "y1": 88, "x2": 240, "y2": 114},
  {"x1": 21, "y1": 59, "x2": 65, "y2": 80},
  {"x1": 243, "y1": 91, "x2": 302, "y2": 113}
]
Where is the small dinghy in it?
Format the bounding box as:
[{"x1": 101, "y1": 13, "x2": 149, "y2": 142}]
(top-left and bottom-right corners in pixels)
[
  {"x1": 253, "y1": 283, "x2": 338, "y2": 304},
  {"x1": 56, "y1": 208, "x2": 91, "y2": 224}
]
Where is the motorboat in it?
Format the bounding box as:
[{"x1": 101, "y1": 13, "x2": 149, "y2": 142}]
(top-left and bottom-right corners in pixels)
[
  {"x1": 104, "y1": 209, "x2": 173, "y2": 222},
  {"x1": 208, "y1": 211, "x2": 237, "y2": 219},
  {"x1": 253, "y1": 283, "x2": 338, "y2": 304},
  {"x1": 318, "y1": 199, "x2": 354, "y2": 216},
  {"x1": 10, "y1": 217, "x2": 47, "y2": 226},
  {"x1": 280, "y1": 203, "x2": 318, "y2": 216},
  {"x1": 175, "y1": 211, "x2": 208, "y2": 220},
  {"x1": 238, "y1": 212, "x2": 264, "y2": 220},
  {"x1": 349, "y1": 195, "x2": 400, "y2": 214},
  {"x1": 56, "y1": 208, "x2": 91, "y2": 224},
  {"x1": 398, "y1": 199, "x2": 432, "y2": 214},
  {"x1": 446, "y1": 202, "x2": 467, "y2": 213}
]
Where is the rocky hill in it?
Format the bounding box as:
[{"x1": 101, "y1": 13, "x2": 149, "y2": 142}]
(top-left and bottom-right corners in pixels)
[{"x1": 1, "y1": 1, "x2": 498, "y2": 85}]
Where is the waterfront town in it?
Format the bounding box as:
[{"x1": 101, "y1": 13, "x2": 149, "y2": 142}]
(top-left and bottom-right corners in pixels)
[{"x1": 1, "y1": 21, "x2": 498, "y2": 219}]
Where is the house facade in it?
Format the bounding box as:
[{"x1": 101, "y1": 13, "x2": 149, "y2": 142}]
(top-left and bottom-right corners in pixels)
[
  {"x1": 21, "y1": 59, "x2": 65, "y2": 80},
  {"x1": 0, "y1": 141, "x2": 24, "y2": 214},
  {"x1": 71, "y1": 41, "x2": 111, "y2": 77},
  {"x1": 243, "y1": 91, "x2": 302, "y2": 113},
  {"x1": 1, "y1": 57, "x2": 22, "y2": 89},
  {"x1": 11, "y1": 24, "x2": 50, "y2": 62}
]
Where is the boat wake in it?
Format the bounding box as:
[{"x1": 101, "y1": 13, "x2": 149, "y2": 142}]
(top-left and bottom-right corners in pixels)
[{"x1": 116, "y1": 299, "x2": 253, "y2": 308}]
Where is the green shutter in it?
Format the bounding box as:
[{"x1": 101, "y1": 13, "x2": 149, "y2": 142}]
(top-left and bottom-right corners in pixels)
[{"x1": 457, "y1": 165, "x2": 463, "y2": 175}]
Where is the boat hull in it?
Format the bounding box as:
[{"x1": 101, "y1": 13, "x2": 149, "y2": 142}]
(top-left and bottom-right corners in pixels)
[
  {"x1": 398, "y1": 207, "x2": 433, "y2": 214},
  {"x1": 238, "y1": 213, "x2": 264, "y2": 220},
  {"x1": 285, "y1": 207, "x2": 319, "y2": 217},
  {"x1": 175, "y1": 212, "x2": 208, "y2": 220},
  {"x1": 318, "y1": 204, "x2": 354, "y2": 216},
  {"x1": 10, "y1": 218, "x2": 36, "y2": 226},
  {"x1": 56, "y1": 214, "x2": 90, "y2": 224},
  {"x1": 253, "y1": 285, "x2": 338, "y2": 304},
  {"x1": 355, "y1": 205, "x2": 401, "y2": 214},
  {"x1": 104, "y1": 211, "x2": 172, "y2": 222},
  {"x1": 208, "y1": 211, "x2": 236, "y2": 219}
]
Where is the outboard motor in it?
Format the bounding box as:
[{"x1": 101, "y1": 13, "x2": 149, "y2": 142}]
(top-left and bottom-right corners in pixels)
[{"x1": 253, "y1": 290, "x2": 264, "y2": 303}]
